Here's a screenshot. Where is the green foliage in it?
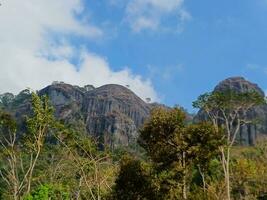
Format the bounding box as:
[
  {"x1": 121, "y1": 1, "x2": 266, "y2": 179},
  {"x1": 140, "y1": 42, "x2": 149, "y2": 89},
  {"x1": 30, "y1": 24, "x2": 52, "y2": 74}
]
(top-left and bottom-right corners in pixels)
[
  {"x1": 230, "y1": 142, "x2": 267, "y2": 199},
  {"x1": 139, "y1": 107, "x2": 186, "y2": 168},
  {"x1": 0, "y1": 110, "x2": 17, "y2": 135},
  {"x1": 23, "y1": 184, "x2": 70, "y2": 200},
  {"x1": 0, "y1": 92, "x2": 117, "y2": 199},
  {"x1": 116, "y1": 108, "x2": 225, "y2": 199},
  {"x1": 193, "y1": 90, "x2": 265, "y2": 112},
  {"x1": 110, "y1": 155, "x2": 155, "y2": 200},
  {"x1": 193, "y1": 89, "x2": 266, "y2": 199},
  {"x1": 138, "y1": 108, "x2": 187, "y2": 198},
  {"x1": 113, "y1": 106, "x2": 267, "y2": 199},
  {"x1": 27, "y1": 92, "x2": 55, "y2": 134},
  {"x1": 184, "y1": 123, "x2": 225, "y2": 169}
]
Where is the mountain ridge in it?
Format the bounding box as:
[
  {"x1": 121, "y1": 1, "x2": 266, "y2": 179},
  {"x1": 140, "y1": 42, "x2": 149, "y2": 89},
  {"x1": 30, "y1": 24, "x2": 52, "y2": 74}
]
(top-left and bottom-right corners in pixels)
[
  {"x1": 0, "y1": 82, "x2": 155, "y2": 148},
  {"x1": 2, "y1": 76, "x2": 267, "y2": 147}
]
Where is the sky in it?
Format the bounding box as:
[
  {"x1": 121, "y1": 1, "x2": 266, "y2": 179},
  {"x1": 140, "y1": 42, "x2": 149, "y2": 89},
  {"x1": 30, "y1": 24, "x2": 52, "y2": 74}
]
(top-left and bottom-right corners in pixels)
[{"x1": 1, "y1": 0, "x2": 267, "y2": 112}]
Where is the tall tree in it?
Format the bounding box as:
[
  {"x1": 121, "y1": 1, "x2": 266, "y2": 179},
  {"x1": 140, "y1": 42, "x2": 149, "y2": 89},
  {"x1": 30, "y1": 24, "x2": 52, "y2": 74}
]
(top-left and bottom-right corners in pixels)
[
  {"x1": 0, "y1": 92, "x2": 55, "y2": 199},
  {"x1": 184, "y1": 122, "x2": 224, "y2": 196},
  {"x1": 193, "y1": 90, "x2": 265, "y2": 200},
  {"x1": 139, "y1": 107, "x2": 223, "y2": 199}
]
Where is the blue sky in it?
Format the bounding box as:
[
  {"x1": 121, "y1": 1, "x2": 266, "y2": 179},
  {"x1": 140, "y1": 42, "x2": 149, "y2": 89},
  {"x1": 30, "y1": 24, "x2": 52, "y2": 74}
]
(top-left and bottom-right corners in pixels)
[
  {"x1": 80, "y1": 0, "x2": 267, "y2": 111},
  {"x1": 1, "y1": 0, "x2": 267, "y2": 112}
]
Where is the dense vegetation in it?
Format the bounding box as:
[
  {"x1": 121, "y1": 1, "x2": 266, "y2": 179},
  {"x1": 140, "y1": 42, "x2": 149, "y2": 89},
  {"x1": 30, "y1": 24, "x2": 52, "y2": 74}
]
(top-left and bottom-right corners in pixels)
[
  {"x1": 0, "y1": 93, "x2": 116, "y2": 199},
  {"x1": 0, "y1": 91, "x2": 267, "y2": 199}
]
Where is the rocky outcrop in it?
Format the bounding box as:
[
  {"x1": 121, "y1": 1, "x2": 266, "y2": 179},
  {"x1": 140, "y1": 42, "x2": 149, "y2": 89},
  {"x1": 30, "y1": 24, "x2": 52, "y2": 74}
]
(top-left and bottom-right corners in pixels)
[
  {"x1": 1, "y1": 83, "x2": 153, "y2": 148},
  {"x1": 82, "y1": 84, "x2": 151, "y2": 148},
  {"x1": 39, "y1": 83, "x2": 85, "y2": 122},
  {"x1": 195, "y1": 77, "x2": 267, "y2": 145},
  {"x1": 214, "y1": 77, "x2": 265, "y2": 96}
]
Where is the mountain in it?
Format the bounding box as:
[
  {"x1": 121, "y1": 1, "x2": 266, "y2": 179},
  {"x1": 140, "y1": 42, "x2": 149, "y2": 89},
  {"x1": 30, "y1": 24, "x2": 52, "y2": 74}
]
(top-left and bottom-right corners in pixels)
[
  {"x1": 195, "y1": 77, "x2": 267, "y2": 145},
  {"x1": 3, "y1": 77, "x2": 264, "y2": 147},
  {"x1": 0, "y1": 82, "x2": 153, "y2": 148}
]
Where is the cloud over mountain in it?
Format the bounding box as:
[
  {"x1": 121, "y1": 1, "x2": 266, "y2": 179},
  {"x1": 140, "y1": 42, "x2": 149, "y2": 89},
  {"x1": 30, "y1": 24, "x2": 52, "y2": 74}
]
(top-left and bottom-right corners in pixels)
[{"x1": 0, "y1": 0, "x2": 158, "y2": 102}]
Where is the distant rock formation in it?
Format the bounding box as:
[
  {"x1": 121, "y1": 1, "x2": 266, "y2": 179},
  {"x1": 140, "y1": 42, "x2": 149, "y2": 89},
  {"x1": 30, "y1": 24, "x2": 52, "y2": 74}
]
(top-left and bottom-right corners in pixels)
[
  {"x1": 82, "y1": 84, "x2": 151, "y2": 148},
  {"x1": 6, "y1": 77, "x2": 265, "y2": 147},
  {"x1": 40, "y1": 83, "x2": 154, "y2": 148},
  {"x1": 214, "y1": 77, "x2": 265, "y2": 95},
  {"x1": 0, "y1": 83, "x2": 154, "y2": 148},
  {"x1": 195, "y1": 77, "x2": 267, "y2": 145}
]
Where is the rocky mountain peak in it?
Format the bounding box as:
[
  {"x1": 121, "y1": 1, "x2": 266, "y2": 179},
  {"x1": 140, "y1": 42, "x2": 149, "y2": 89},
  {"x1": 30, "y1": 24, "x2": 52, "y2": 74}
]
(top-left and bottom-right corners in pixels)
[
  {"x1": 39, "y1": 82, "x2": 85, "y2": 106},
  {"x1": 83, "y1": 84, "x2": 151, "y2": 147},
  {"x1": 88, "y1": 84, "x2": 138, "y2": 98},
  {"x1": 214, "y1": 77, "x2": 265, "y2": 96},
  {"x1": 13, "y1": 83, "x2": 152, "y2": 148}
]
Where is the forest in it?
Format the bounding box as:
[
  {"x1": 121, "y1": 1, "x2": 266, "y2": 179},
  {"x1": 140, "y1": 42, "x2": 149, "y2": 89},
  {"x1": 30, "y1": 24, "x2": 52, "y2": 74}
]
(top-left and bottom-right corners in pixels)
[{"x1": 0, "y1": 90, "x2": 267, "y2": 200}]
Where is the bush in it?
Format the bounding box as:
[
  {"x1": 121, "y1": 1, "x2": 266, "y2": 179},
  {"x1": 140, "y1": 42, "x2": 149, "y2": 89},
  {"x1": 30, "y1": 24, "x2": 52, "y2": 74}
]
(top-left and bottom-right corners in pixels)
[{"x1": 23, "y1": 184, "x2": 70, "y2": 200}]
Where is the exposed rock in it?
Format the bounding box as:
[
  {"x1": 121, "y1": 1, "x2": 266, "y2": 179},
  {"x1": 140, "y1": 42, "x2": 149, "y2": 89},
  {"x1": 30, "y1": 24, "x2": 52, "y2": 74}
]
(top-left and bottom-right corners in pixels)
[
  {"x1": 84, "y1": 85, "x2": 95, "y2": 92},
  {"x1": 9, "y1": 83, "x2": 152, "y2": 148},
  {"x1": 82, "y1": 84, "x2": 151, "y2": 148},
  {"x1": 39, "y1": 83, "x2": 85, "y2": 121},
  {"x1": 214, "y1": 77, "x2": 265, "y2": 96},
  {"x1": 0, "y1": 82, "x2": 191, "y2": 148},
  {"x1": 0, "y1": 92, "x2": 15, "y2": 107},
  {"x1": 195, "y1": 77, "x2": 267, "y2": 145}
]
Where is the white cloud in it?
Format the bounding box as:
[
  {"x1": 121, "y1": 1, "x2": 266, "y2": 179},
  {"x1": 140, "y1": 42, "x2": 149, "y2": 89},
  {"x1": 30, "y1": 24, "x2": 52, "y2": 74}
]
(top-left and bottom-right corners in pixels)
[
  {"x1": 147, "y1": 64, "x2": 184, "y2": 81},
  {"x1": 0, "y1": 0, "x2": 158, "y2": 102},
  {"x1": 125, "y1": 0, "x2": 191, "y2": 32}
]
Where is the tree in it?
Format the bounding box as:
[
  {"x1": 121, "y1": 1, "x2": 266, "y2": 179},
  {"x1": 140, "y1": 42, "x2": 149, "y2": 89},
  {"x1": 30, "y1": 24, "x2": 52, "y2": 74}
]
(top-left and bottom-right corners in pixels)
[
  {"x1": 193, "y1": 90, "x2": 265, "y2": 200},
  {"x1": 41, "y1": 121, "x2": 117, "y2": 200},
  {"x1": 23, "y1": 184, "x2": 70, "y2": 200},
  {"x1": 138, "y1": 108, "x2": 185, "y2": 198},
  {"x1": 229, "y1": 138, "x2": 267, "y2": 199},
  {"x1": 0, "y1": 92, "x2": 117, "y2": 199},
  {"x1": 184, "y1": 123, "x2": 224, "y2": 196},
  {"x1": 110, "y1": 155, "x2": 155, "y2": 200},
  {"x1": 0, "y1": 110, "x2": 19, "y2": 200},
  {"x1": 139, "y1": 107, "x2": 223, "y2": 199},
  {"x1": 0, "y1": 92, "x2": 55, "y2": 199},
  {"x1": 24, "y1": 93, "x2": 55, "y2": 193}
]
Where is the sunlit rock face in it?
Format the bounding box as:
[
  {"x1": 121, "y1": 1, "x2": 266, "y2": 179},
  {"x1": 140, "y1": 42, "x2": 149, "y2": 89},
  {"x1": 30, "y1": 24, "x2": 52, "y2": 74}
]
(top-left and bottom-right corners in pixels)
[
  {"x1": 1, "y1": 82, "x2": 152, "y2": 148},
  {"x1": 195, "y1": 77, "x2": 267, "y2": 145},
  {"x1": 82, "y1": 84, "x2": 151, "y2": 148}
]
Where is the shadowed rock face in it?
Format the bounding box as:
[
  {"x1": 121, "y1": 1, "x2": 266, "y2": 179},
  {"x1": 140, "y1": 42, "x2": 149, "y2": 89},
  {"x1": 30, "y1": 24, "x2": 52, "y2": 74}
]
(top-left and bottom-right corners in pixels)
[{"x1": 195, "y1": 77, "x2": 267, "y2": 145}]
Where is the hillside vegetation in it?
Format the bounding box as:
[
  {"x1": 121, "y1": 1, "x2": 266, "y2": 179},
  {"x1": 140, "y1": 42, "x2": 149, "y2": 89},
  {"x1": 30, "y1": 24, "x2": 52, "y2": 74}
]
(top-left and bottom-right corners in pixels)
[{"x1": 0, "y1": 78, "x2": 267, "y2": 199}]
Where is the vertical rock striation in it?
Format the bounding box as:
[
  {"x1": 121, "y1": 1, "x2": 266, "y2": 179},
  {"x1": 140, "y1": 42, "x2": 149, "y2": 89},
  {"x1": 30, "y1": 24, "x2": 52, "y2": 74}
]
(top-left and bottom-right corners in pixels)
[{"x1": 38, "y1": 83, "x2": 151, "y2": 147}]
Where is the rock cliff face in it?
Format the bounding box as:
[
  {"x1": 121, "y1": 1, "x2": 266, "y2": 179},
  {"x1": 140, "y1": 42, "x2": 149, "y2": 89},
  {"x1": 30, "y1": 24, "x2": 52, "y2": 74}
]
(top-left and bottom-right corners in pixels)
[
  {"x1": 0, "y1": 83, "x2": 152, "y2": 148},
  {"x1": 195, "y1": 77, "x2": 267, "y2": 145},
  {"x1": 82, "y1": 84, "x2": 151, "y2": 147}
]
